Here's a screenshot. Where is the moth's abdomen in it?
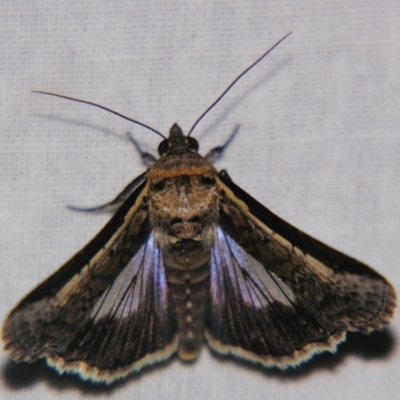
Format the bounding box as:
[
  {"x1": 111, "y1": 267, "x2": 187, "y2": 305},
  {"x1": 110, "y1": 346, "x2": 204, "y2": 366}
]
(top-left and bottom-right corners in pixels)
[{"x1": 164, "y1": 241, "x2": 210, "y2": 361}]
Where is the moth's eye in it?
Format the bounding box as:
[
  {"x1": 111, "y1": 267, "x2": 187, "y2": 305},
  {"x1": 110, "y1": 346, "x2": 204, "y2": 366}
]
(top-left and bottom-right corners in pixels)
[
  {"x1": 158, "y1": 140, "x2": 169, "y2": 156},
  {"x1": 198, "y1": 175, "x2": 215, "y2": 186},
  {"x1": 187, "y1": 137, "x2": 199, "y2": 152},
  {"x1": 151, "y1": 179, "x2": 166, "y2": 192}
]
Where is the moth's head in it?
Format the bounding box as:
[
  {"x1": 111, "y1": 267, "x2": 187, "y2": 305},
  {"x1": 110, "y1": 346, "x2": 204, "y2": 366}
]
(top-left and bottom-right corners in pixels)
[{"x1": 157, "y1": 123, "x2": 199, "y2": 156}]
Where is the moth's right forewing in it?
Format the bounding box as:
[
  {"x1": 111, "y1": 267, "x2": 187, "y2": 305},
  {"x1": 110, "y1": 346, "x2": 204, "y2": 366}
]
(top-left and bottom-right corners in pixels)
[
  {"x1": 2, "y1": 180, "x2": 178, "y2": 382},
  {"x1": 207, "y1": 174, "x2": 396, "y2": 367}
]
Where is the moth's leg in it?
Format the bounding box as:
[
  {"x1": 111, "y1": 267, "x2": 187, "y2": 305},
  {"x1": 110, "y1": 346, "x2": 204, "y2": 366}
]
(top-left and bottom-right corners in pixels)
[
  {"x1": 127, "y1": 131, "x2": 157, "y2": 165},
  {"x1": 218, "y1": 169, "x2": 233, "y2": 181},
  {"x1": 67, "y1": 132, "x2": 154, "y2": 213},
  {"x1": 205, "y1": 125, "x2": 240, "y2": 162},
  {"x1": 67, "y1": 171, "x2": 147, "y2": 212}
]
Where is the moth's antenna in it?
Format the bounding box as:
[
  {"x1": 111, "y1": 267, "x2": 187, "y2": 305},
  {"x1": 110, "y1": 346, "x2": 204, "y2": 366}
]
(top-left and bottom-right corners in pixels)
[
  {"x1": 187, "y1": 32, "x2": 292, "y2": 137},
  {"x1": 32, "y1": 91, "x2": 167, "y2": 139}
]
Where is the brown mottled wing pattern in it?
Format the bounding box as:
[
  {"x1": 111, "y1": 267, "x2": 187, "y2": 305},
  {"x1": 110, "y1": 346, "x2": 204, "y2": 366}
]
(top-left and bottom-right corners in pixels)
[
  {"x1": 205, "y1": 174, "x2": 396, "y2": 367},
  {"x1": 2, "y1": 181, "x2": 178, "y2": 382}
]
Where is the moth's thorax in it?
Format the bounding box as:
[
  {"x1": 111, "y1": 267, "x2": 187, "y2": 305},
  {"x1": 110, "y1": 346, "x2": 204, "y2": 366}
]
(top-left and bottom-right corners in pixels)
[
  {"x1": 147, "y1": 152, "x2": 219, "y2": 244},
  {"x1": 147, "y1": 151, "x2": 216, "y2": 180}
]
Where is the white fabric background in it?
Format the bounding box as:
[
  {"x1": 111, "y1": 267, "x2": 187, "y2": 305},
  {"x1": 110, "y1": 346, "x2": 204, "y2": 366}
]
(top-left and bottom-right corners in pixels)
[{"x1": 1, "y1": 1, "x2": 399, "y2": 399}]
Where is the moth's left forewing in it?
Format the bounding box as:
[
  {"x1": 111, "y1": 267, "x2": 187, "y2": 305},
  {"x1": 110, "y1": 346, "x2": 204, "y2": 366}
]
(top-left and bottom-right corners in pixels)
[
  {"x1": 206, "y1": 174, "x2": 396, "y2": 368},
  {"x1": 2, "y1": 180, "x2": 178, "y2": 383}
]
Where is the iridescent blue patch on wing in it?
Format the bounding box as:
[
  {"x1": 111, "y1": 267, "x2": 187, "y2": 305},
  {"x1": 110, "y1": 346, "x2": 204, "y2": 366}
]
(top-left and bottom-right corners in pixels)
[
  {"x1": 206, "y1": 226, "x2": 333, "y2": 365},
  {"x1": 210, "y1": 226, "x2": 295, "y2": 312},
  {"x1": 57, "y1": 231, "x2": 178, "y2": 373}
]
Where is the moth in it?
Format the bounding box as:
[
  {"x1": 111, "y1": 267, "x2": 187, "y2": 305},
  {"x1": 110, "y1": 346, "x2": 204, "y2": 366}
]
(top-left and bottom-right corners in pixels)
[{"x1": 2, "y1": 34, "x2": 396, "y2": 384}]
